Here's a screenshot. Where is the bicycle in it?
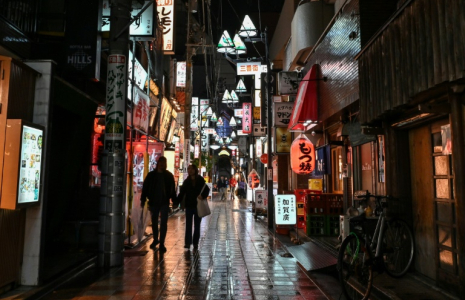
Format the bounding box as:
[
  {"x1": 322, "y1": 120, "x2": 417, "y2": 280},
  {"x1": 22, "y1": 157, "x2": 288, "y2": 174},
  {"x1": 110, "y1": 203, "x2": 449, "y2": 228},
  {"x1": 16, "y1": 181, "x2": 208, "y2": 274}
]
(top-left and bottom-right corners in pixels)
[{"x1": 337, "y1": 191, "x2": 415, "y2": 300}]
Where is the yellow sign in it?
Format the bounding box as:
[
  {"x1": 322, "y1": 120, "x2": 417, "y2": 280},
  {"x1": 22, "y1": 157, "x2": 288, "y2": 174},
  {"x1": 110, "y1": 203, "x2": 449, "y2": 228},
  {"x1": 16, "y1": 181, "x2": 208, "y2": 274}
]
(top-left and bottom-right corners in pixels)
[
  {"x1": 253, "y1": 107, "x2": 261, "y2": 120},
  {"x1": 308, "y1": 179, "x2": 323, "y2": 191},
  {"x1": 275, "y1": 127, "x2": 292, "y2": 153}
]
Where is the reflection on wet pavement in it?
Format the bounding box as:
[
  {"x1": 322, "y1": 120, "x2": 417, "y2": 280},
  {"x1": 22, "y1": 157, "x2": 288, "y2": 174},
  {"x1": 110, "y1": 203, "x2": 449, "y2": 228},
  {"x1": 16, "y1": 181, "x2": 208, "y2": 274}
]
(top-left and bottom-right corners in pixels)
[{"x1": 43, "y1": 194, "x2": 327, "y2": 300}]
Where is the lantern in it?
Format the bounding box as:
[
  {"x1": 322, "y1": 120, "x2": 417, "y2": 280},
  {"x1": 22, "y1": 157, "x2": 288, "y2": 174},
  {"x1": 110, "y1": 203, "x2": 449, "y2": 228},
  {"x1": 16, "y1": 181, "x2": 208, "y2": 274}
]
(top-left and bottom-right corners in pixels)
[
  {"x1": 290, "y1": 134, "x2": 316, "y2": 175},
  {"x1": 247, "y1": 169, "x2": 260, "y2": 189}
]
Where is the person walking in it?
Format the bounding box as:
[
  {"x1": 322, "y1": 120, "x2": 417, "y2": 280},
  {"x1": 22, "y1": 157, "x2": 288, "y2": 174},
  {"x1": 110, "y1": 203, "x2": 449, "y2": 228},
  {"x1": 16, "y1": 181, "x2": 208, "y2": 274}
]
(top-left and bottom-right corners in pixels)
[
  {"x1": 229, "y1": 176, "x2": 237, "y2": 200},
  {"x1": 237, "y1": 177, "x2": 246, "y2": 199},
  {"x1": 217, "y1": 176, "x2": 227, "y2": 201},
  {"x1": 140, "y1": 156, "x2": 177, "y2": 252},
  {"x1": 177, "y1": 164, "x2": 209, "y2": 251}
]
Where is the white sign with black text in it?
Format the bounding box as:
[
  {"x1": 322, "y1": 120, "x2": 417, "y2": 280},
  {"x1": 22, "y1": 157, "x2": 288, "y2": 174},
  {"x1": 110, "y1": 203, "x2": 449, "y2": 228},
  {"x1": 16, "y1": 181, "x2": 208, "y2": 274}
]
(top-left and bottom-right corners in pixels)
[{"x1": 274, "y1": 194, "x2": 296, "y2": 225}]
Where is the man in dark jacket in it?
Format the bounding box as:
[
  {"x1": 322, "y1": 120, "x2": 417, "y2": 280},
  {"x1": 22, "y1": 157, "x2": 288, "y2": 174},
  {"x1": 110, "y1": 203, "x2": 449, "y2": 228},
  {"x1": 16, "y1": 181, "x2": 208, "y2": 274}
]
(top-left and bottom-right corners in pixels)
[{"x1": 141, "y1": 156, "x2": 176, "y2": 252}]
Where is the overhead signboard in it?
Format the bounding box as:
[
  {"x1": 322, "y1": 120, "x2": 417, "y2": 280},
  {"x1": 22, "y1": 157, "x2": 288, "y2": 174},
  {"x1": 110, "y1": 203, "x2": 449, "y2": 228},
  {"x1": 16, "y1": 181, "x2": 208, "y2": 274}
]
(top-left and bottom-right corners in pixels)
[
  {"x1": 102, "y1": 0, "x2": 156, "y2": 41},
  {"x1": 156, "y1": 0, "x2": 175, "y2": 54},
  {"x1": 274, "y1": 102, "x2": 294, "y2": 127},
  {"x1": 242, "y1": 103, "x2": 252, "y2": 134},
  {"x1": 253, "y1": 124, "x2": 266, "y2": 137},
  {"x1": 234, "y1": 109, "x2": 243, "y2": 118},
  {"x1": 127, "y1": 51, "x2": 147, "y2": 101},
  {"x1": 278, "y1": 71, "x2": 301, "y2": 95},
  {"x1": 133, "y1": 87, "x2": 151, "y2": 133},
  {"x1": 237, "y1": 62, "x2": 261, "y2": 75},
  {"x1": 176, "y1": 61, "x2": 186, "y2": 87},
  {"x1": 190, "y1": 97, "x2": 199, "y2": 132},
  {"x1": 275, "y1": 194, "x2": 297, "y2": 225}
]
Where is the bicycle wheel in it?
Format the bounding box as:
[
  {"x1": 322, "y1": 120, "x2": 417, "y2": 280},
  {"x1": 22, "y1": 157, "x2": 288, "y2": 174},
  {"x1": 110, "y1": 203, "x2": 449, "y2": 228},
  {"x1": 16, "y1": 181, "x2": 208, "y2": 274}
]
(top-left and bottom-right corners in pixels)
[
  {"x1": 382, "y1": 218, "x2": 415, "y2": 277},
  {"x1": 338, "y1": 234, "x2": 373, "y2": 300}
]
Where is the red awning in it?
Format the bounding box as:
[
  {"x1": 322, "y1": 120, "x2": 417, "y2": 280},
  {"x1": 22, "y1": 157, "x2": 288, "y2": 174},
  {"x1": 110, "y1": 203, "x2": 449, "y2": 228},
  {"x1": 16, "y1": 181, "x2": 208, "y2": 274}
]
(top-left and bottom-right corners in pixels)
[{"x1": 288, "y1": 64, "x2": 320, "y2": 132}]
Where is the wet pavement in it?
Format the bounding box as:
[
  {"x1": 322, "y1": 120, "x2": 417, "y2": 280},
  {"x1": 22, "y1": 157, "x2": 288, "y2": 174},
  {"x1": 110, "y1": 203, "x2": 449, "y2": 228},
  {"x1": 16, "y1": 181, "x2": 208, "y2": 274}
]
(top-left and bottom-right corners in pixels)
[{"x1": 39, "y1": 193, "x2": 328, "y2": 300}]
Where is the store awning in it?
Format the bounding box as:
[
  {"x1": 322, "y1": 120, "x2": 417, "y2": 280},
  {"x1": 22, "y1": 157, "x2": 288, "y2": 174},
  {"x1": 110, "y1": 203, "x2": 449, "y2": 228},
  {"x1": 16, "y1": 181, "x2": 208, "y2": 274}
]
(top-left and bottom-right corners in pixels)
[{"x1": 288, "y1": 64, "x2": 320, "y2": 132}]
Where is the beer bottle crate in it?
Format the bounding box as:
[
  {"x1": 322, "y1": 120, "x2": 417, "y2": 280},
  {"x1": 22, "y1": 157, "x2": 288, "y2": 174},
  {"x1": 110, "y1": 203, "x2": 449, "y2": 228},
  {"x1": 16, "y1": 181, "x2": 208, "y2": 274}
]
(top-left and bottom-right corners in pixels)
[
  {"x1": 306, "y1": 194, "x2": 327, "y2": 215},
  {"x1": 326, "y1": 215, "x2": 340, "y2": 237},
  {"x1": 325, "y1": 194, "x2": 344, "y2": 215},
  {"x1": 306, "y1": 214, "x2": 326, "y2": 236}
]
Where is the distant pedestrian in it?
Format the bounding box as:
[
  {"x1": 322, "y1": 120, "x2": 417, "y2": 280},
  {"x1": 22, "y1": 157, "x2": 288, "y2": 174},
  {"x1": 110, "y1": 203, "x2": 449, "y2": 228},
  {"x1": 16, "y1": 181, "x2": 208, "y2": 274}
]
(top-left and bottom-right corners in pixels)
[
  {"x1": 140, "y1": 156, "x2": 177, "y2": 252},
  {"x1": 237, "y1": 178, "x2": 246, "y2": 199},
  {"x1": 177, "y1": 164, "x2": 209, "y2": 251},
  {"x1": 229, "y1": 176, "x2": 237, "y2": 200},
  {"x1": 217, "y1": 176, "x2": 227, "y2": 201}
]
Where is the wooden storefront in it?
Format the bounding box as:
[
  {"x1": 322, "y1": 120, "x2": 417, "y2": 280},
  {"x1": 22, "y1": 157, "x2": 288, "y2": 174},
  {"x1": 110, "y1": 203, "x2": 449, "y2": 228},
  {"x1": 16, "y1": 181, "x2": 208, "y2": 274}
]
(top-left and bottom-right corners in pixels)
[{"x1": 357, "y1": 0, "x2": 465, "y2": 296}]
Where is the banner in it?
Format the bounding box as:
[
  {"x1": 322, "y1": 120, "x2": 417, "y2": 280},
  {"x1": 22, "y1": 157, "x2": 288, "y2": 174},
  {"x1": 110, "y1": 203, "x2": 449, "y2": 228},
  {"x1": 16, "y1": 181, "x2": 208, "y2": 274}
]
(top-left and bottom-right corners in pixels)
[
  {"x1": 105, "y1": 54, "x2": 126, "y2": 153},
  {"x1": 156, "y1": 0, "x2": 175, "y2": 53},
  {"x1": 242, "y1": 103, "x2": 252, "y2": 134}
]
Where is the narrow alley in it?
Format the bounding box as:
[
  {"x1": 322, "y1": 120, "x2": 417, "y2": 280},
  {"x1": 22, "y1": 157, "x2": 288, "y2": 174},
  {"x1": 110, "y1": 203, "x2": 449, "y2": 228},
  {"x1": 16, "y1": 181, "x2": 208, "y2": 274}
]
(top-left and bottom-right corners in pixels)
[{"x1": 39, "y1": 194, "x2": 328, "y2": 300}]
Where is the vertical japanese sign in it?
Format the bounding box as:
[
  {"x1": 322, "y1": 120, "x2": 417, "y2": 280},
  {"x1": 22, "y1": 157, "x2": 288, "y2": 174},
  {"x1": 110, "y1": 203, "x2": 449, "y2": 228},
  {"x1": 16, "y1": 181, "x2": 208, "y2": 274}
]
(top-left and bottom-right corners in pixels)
[
  {"x1": 127, "y1": 51, "x2": 147, "y2": 101},
  {"x1": 105, "y1": 54, "x2": 126, "y2": 152},
  {"x1": 174, "y1": 142, "x2": 180, "y2": 169},
  {"x1": 200, "y1": 99, "x2": 210, "y2": 128},
  {"x1": 274, "y1": 194, "x2": 296, "y2": 225},
  {"x1": 242, "y1": 103, "x2": 252, "y2": 134},
  {"x1": 176, "y1": 61, "x2": 186, "y2": 87},
  {"x1": 133, "y1": 88, "x2": 150, "y2": 133},
  {"x1": 157, "y1": 0, "x2": 175, "y2": 54},
  {"x1": 256, "y1": 139, "x2": 262, "y2": 157},
  {"x1": 194, "y1": 144, "x2": 200, "y2": 159},
  {"x1": 158, "y1": 97, "x2": 172, "y2": 142},
  {"x1": 191, "y1": 97, "x2": 199, "y2": 131},
  {"x1": 255, "y1": 190, "x2": 268, "y2": 210}
]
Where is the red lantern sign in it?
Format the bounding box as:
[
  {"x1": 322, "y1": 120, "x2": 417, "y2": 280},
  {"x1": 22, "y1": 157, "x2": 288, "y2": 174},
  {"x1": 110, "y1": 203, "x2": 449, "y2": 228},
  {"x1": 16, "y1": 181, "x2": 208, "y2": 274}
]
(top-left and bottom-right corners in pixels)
[
  {"x1": 290, "y1": 134, "x2": 315, "y2": 175},
  {"x1": 260, "y1": 153, "x2": 268, "y2": 164},
  {"x1": 248, "y1": 169, "x2": 260, "y2": 189}
]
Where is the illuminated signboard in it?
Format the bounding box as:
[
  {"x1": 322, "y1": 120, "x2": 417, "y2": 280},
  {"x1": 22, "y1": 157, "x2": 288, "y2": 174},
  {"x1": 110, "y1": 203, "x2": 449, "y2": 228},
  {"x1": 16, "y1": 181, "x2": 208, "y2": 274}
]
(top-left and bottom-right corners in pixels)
[
  {"x1": 176, "y1": 61, "x2": 186, "y2": 87},
  {"x1": 242, "y1": 103, "x2": 252, "y2": 134},
  {"x1": 157, "y1": 0, "x2": 175, "y2": 53},
  {"x1": 275, "y1": 194, "x2": 296, "y2": 225}
]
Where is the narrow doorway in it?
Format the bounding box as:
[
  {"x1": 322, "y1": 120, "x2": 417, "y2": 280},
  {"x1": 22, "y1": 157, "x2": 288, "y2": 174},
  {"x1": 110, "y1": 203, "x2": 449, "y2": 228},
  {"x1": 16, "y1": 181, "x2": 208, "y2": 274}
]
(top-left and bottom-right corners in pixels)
[{"x1": 409, "y1": 120, "x2": 458, "y2": 290}]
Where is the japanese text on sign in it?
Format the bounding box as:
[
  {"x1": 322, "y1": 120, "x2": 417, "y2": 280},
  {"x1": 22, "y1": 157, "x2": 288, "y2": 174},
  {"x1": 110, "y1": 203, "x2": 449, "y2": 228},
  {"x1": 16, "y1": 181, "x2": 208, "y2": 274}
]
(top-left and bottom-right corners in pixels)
[
  {"x1": 156, "y1": 0, "x2": 174, "y2": 52},
  {"x1": 255, "y1": 190, "x2": 267, "y2": 210},
  {"x1": 105, "y1": 54, "x2": 126, "y2": 152},
  {"x1": 274, "y1": 194, "x2": 296, "y2": 225},
  {"x1": 242, "y1": 103, "x2": 252, "y2": 134},
  {"x1": 274, "y1": 102, "x2": 294, "y2": 126}
]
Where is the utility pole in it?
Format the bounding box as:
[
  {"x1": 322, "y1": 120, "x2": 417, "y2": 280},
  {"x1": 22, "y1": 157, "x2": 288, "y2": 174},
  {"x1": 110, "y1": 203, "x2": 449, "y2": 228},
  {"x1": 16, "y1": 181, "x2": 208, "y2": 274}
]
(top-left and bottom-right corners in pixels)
[
  {"x1": 100, "y1": 0, "x2": 131, "y2": 268},
  {"x1": 265, "y1": 29, "x2": 274, "y2": 230},
  {"x1": 184, "y1": 0, "x2": 196, "y2": 172}
]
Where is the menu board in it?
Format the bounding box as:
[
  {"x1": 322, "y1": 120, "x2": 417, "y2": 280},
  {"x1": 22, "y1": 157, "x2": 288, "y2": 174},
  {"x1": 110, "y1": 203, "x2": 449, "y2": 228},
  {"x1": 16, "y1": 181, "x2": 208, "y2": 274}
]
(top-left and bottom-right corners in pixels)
[{"x1": 18, "y1": 125, "x2": 43, "y2": 203}]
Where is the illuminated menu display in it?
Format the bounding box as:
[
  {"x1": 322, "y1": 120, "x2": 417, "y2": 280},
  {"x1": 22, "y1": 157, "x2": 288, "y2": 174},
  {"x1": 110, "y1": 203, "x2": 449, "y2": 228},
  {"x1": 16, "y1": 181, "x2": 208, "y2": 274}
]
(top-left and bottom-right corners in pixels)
[{"x1": 18, "y1": 125, "x2": 43, "y2": 203}]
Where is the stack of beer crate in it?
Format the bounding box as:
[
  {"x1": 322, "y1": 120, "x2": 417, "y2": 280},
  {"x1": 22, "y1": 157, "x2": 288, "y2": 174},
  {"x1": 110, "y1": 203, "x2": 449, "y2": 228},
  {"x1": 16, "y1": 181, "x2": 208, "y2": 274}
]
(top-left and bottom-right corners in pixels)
[{"x1": 306, "y1": 193, "x2": 343, "y2": 237}]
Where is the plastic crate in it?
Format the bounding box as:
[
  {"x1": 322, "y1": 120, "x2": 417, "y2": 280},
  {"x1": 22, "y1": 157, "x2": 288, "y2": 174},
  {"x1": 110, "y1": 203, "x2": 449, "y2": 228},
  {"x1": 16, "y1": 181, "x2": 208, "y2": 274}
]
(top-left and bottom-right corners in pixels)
[
  {"x1": 307, "y1": 193, "x2": 326, "y2": 215},
  {"x1": 306, "y1": 214, "x2": 326, "y2": 236},
  {"x1": 326, "y1": 215, "x2": 340, "y2": 237},
  {"x1": 325, "y1": 194, "x2": 344, "y2": 215}
]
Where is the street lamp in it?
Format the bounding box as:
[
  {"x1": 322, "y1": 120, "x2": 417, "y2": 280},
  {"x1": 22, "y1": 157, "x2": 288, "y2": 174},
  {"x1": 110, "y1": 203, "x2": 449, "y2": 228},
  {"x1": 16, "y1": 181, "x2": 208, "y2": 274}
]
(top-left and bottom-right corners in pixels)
[
  {"x1": 230, "y1": 116, "x2": 237, "y2": 127},
  {"x1": 236, "y1": 79, "x2": 247, "y2": 93}
]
